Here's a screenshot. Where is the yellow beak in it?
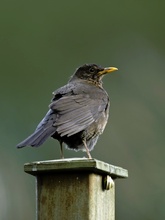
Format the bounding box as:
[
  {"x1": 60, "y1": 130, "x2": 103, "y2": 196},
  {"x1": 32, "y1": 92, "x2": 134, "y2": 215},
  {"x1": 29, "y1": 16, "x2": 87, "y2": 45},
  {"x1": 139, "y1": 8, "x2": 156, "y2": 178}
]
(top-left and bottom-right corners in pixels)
[{"x1": 98, "y1": 67, "x2": 118, "y2": 75}]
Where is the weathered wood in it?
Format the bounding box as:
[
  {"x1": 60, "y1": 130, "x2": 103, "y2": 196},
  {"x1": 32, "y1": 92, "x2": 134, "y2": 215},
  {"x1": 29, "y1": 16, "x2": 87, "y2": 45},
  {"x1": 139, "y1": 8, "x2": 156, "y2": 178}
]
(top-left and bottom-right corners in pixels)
[
  {"x1": 24, "y1": 158, "x2": 128, "y2": 178},
  {"x1": 24, "y1": 158, "x2": 128, "y2": 220}
]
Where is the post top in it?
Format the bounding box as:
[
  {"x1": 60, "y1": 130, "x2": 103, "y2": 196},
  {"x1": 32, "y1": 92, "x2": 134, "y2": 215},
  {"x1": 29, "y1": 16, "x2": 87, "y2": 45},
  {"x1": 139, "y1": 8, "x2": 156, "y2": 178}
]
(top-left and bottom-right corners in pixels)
[{"x1": 24, "y1": 158, "x2": 128, "y2": 179}]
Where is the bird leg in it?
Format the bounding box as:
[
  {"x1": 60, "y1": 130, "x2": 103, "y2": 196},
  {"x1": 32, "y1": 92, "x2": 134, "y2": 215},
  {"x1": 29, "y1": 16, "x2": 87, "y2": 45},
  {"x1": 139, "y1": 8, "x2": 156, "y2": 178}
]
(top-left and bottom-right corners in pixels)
[
  {"x1": 82, "y1": 139, "x2": 92, "y2": 159},
  {"x1": 60, "y1": 141, "x2": 64, "y2": 159}
]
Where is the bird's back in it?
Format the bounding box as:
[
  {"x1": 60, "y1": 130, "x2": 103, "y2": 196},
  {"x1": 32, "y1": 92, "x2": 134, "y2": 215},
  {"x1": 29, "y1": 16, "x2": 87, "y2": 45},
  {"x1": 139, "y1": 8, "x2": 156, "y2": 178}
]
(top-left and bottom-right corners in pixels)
[{"x1": 50, "y1": 80, "x2": 110, "y2": 151}]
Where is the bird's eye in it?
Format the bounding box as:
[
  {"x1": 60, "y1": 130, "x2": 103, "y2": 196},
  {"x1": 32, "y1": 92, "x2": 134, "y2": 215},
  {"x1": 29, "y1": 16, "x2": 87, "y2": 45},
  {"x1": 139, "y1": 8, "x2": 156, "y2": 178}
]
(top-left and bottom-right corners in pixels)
[{"x1": 89, "y1": 67, "x2": 95, "y2": 73}]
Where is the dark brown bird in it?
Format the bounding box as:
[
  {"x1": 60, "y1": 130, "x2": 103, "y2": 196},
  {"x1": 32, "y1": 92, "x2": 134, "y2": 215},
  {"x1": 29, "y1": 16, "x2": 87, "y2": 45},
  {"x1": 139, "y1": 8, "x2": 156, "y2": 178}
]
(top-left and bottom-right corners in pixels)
[{"x1": 17, "y1": 64, "x2": 118, "y2": 158}]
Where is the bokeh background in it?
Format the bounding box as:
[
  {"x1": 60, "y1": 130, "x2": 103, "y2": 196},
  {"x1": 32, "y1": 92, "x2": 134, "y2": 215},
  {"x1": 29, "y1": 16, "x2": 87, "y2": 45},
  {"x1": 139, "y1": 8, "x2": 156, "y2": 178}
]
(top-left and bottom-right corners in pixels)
[{"x1": 0, "y1": 0, "x2": 165, "y2": 219}]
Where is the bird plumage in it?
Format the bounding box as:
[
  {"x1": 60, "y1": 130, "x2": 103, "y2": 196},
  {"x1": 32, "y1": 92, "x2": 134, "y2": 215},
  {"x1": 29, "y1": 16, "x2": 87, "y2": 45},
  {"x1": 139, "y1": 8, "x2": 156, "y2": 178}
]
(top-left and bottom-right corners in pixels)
[{"x1": 17, "y1": 64, "x2": 117, "y2": 158}]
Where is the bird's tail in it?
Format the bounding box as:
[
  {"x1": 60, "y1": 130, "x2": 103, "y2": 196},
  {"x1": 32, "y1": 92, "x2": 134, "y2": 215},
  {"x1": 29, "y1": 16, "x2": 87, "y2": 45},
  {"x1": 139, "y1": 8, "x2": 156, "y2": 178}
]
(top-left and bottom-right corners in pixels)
[{"x1": 17, "y1": 127, "x2": 55, "y2": 148}]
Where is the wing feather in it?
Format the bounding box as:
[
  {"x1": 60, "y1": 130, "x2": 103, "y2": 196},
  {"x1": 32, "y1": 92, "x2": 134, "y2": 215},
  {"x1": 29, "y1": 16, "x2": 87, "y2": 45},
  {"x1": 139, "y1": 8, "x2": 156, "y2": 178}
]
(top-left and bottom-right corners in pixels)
[{"x1": 50, "y1": 94, "x2": 106, "y2": 137}]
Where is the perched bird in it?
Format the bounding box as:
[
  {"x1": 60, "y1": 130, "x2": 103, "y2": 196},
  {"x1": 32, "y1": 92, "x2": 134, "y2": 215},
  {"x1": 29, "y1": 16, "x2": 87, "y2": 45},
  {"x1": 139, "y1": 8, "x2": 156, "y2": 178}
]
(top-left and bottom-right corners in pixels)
[{"x1": 17, "y1": 64, "x2": 118, "y2": 158}]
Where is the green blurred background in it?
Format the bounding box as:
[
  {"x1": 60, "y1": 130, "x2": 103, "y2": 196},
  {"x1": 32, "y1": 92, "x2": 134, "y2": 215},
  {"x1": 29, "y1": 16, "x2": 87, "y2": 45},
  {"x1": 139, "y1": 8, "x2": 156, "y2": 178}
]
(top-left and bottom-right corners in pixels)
[{"x1": 0, "y1": 0, "x2": 165, "y2": 219}]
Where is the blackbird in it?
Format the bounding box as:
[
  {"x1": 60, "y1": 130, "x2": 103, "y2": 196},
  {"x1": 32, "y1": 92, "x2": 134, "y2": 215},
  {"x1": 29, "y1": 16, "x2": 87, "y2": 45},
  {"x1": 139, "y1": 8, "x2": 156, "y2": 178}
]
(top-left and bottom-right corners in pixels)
[{"x1": 17, "y1": 64, "x2": 118, "y2": 158}]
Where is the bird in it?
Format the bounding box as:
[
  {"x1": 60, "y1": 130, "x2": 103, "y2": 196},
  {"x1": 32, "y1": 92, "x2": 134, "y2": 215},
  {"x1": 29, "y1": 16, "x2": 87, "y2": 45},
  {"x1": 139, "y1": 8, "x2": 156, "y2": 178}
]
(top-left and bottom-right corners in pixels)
[{"x1": 17, "y1": 64, "x2": 118, "y2": 158}]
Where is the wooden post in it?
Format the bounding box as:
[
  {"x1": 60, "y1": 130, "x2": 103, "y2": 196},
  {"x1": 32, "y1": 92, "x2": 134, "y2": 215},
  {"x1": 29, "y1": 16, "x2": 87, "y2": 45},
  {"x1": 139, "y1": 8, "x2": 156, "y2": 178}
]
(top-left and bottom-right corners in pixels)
[{"x1": 24, "y1": 158, "x2": 128, "y2": 220}]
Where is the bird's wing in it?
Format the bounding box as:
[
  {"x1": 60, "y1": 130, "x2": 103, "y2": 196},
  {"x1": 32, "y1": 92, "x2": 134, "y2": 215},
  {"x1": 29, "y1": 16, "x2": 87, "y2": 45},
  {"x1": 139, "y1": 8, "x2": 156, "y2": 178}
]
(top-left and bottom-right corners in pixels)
[{"x1": 49, "y1": 94, "x2": 107, "y2": 137}]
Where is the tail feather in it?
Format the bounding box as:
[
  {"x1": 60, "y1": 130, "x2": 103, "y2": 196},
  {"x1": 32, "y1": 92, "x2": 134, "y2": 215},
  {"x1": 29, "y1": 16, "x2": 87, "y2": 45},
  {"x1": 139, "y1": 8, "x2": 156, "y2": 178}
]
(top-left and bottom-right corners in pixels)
[{"x1": 17, "y1": 127, "x2": 55, "y2": 148}]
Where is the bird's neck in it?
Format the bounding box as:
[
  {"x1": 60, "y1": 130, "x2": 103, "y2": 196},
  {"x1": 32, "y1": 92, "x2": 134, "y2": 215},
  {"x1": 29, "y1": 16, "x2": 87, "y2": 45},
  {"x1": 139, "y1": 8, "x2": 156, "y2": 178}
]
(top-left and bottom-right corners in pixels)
[
  {"x1": 85, "y1": 79, "x2": 103, "y2": 88},
  {"x1": 69, "y1": 75, "x2": 103, "y2": 88}
]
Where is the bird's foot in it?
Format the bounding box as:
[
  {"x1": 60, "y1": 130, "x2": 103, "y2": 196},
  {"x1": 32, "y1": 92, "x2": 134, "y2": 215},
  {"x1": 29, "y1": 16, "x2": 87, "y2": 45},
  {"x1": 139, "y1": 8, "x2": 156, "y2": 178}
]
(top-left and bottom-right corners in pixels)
[{"x1": 82, "y1": 140, "x2": 92, "y2": 159}]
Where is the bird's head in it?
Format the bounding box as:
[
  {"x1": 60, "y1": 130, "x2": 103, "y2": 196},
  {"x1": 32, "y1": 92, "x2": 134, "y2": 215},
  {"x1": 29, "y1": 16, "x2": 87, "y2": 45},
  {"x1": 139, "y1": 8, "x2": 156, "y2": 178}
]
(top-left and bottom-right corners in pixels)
[{"x1": 70, "y1": 64, "x2": 118, "y2": 86}]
